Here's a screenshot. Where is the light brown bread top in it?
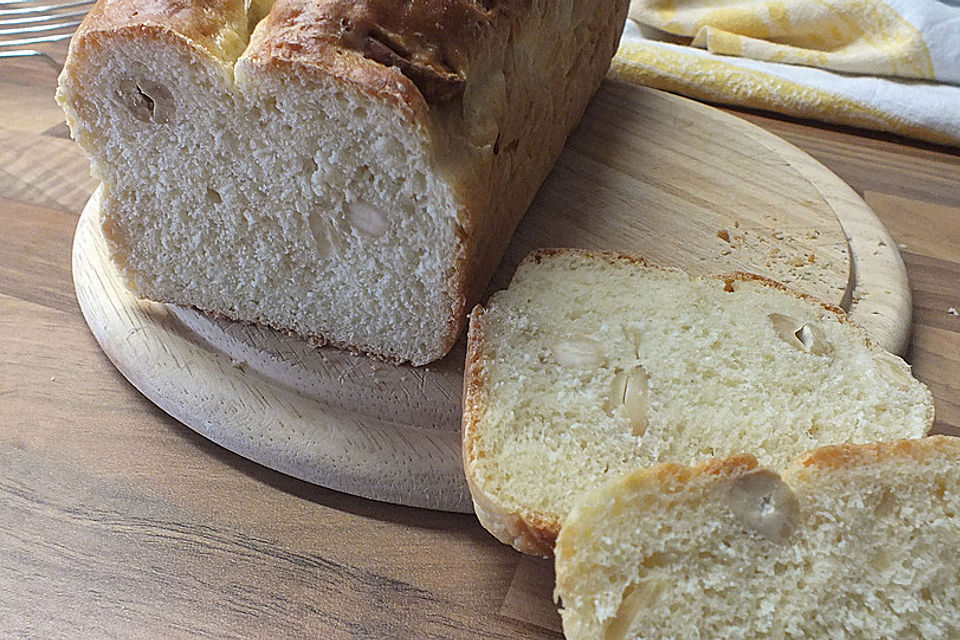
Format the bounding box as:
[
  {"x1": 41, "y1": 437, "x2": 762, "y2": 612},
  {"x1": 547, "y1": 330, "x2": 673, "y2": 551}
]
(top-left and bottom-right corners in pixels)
[
  {"x1": 244, "y1": 0, "x2": 522, "y2": 105},
  {"x1": 69, "y1": 0, "x2": 536, "y2": 112},
  {"x1": 69, "y1": 0, "x2": 252, "y2": 63}
]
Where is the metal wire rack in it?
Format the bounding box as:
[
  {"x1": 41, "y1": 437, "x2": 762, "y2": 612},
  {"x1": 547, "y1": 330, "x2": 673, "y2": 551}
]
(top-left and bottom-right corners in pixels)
[{"x1": 0, "y1": 0, "x2": 92, "y2": 67}]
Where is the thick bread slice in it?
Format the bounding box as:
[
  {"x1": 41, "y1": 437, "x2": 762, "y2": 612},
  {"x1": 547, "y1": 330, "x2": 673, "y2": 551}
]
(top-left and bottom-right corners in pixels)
[
  {"x1": 554, "y1": 436, "x2": 960, "y2": 639},
  {"x1": 462, "y1": 249, "x2": 934, "y2": 555},
  {"x1": 56, "y1": 0, "x2": 628, "y2": 365}
]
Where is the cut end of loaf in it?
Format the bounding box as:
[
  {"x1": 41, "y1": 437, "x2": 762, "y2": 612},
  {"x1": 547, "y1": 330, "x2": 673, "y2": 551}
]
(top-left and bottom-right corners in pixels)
[
  {"x1": 463, "y1": 248, "x2": 934, "y2": 554},
  {"x1": 555, "y1": 436, "x2": 960, "y2": 639},
  {"x1": 59, "y1": 25, "x2": 464, "y2": 365}
]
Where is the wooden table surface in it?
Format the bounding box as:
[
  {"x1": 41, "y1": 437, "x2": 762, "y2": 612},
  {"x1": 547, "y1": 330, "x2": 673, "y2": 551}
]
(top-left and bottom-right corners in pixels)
[{"x1": 3, "y1": 44, "x2": 959, "y2": 639}]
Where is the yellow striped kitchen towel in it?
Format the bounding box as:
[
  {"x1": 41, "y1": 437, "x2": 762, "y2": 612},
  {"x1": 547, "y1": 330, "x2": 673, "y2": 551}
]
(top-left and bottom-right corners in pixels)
[{"x1": 613, "y1": 0, "x2": 960, "y2": 147}]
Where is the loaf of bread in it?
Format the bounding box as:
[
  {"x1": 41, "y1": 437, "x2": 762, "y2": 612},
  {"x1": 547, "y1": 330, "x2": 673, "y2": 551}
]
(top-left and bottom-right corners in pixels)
[
  {"x1": 462, "y1": 249, "x2": 934, "y2": 555},
  {"x1": 56, "y1": 0, "x2": 629, "y2": 365},
  {"x1": 554, "y1": 437, "x2": 960, "y2": 639}
]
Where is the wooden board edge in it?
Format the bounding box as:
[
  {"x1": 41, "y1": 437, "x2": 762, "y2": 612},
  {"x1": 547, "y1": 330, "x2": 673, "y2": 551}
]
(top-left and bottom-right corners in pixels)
[
  {"x1": 636, "y1": 85, "x2": 912, "y2": 353},
  {"x1": 71, "y1": 188, "x2": 474, "y2": 514}
]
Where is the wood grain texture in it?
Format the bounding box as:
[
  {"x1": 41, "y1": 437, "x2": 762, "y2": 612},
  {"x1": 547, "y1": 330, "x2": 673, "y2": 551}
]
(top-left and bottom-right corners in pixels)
[
  {"x1": 0, "y1": 447, "x2": 551, "y2": 640},
  {"x1": 1, "y1": 293, "x2": 537, "y2": 638},
  {"x1": 73, "y1": 82, "x2": 910, "y2": 513},
  {"x1": 722, "y1": 107, "x2": 960, "y2": 209},
  {"x1": 864, "y1": 192, "x2": 960, "y2": 264},
  {"x1": 0, "y1": 130, "x2": 96, "y2": 212},
  {"x1": 3, "y1": 42, "x2": 960, "y2": 638},
  {"x1": 0, "y1": 58, "x2": 66, "y2": 134},
  {"x1": 495, "y1": 82, "x2": 855, "y2": 305}
]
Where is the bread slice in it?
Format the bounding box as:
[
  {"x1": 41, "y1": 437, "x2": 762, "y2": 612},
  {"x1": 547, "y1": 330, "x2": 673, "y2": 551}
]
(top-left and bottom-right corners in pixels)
[
  {"x1": 554, "y1": 437, "x2": 960, "y2": 639},
  {"x1": 56, "y1": 0, "x2": 629, "y2": 365},
  {"x1": 462, "y1": 249, "x2": 934, "y2": 555}
]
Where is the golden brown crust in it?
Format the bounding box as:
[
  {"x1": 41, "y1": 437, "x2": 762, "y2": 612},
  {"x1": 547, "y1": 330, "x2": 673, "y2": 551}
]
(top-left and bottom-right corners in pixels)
[
  {"x1": 75, "y1": 0, "x2": 236, "y2": 42},
  {"x1": 787, "y1": 435, "x2": 960, "y2": 474},
  {"x1": 462, "y1": 303, "x2": 563, "y2": 555},
  {"x1": 66, "y1": 0, "x2": 522, "y2": 119},
  {"x1": 71, "y1": 0, "x2": 520, "y2": 100},
  {"x1": 242, "y1": 0, "x2": 426, "y2": 122},
  {"x1": 461, "y1": 306, "x2": 486, "y2": 457},
  {"x1": 70, "y1": 0, "x2": 249, "y2": 62},
  {"x1": 624, "y1": 453, "x2": 760, "y2": 492},
  {"x1": 719, "y1": 271, "x2": 849, "y2": 322},
  {"x1": 463, "y1": 305, "x2": 543, "y2": 551},
  {"x1": 249, "y1": 0, "x2": 520, "y2": 104},
  {"x1": 529, "y1": 247, "x2": 652, "y2": 270},
  {"x1": 555, "y1": 454, "x2": 761, "y2": 571}
]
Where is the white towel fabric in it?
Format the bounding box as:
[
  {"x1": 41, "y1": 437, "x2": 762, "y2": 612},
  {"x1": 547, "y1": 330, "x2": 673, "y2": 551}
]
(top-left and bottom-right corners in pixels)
[{"x1": 613, "y1": 1, "x2": 960, "y2": 146}]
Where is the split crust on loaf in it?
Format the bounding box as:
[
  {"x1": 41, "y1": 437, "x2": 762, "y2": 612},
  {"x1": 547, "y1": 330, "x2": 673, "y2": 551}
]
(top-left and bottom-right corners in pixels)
[
  {"x1": 57, "y1": 0, "x2": 629, "y2": 365},
  {"x1": 462, "y1": 249, "x2": 934, "y2": 555},
  {"x1": 554, "y1": 436, "x2": 960, "y2": 639}
]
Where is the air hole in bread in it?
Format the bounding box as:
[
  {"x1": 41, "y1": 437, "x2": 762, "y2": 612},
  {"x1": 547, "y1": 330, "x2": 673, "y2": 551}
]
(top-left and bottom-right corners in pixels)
[{"x1": 113, "y1": 79, "x2": 175, "y2": 124}]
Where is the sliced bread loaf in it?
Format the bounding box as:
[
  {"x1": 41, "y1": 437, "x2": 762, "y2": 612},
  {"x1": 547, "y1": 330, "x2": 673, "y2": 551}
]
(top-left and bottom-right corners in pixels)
[
  {"x1": 462, "y1": 249, "x2": 934, "y2": 555},
  {"x1": 554, "y1": 436, "x2": 960, "y2": 639},
  {"x1": 56, "y1": 0, "x2": 628, "y2": 365}
]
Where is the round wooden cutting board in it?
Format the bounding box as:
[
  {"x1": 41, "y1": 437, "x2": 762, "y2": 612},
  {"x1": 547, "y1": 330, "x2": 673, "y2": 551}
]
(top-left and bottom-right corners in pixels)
[{"x1": 72, "y1": 81, "x2": 911, "y2": 513}]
